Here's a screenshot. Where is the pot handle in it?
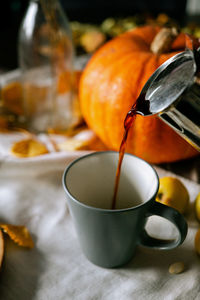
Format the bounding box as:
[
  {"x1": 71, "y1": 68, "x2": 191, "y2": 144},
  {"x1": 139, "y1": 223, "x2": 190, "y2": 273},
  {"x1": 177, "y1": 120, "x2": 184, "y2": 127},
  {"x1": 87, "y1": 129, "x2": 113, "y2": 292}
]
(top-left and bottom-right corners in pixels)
[{"x1": 139, "y1": 201, "x2": 188, "y2": 249}]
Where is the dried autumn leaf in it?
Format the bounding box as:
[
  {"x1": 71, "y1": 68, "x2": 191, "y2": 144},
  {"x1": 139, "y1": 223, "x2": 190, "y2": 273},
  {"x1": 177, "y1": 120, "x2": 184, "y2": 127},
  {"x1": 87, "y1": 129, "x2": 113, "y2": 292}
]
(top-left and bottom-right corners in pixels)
[
  {"x1": 58, "y1": 138, "x2": 90, "y2": 151},
  {"x1": 0, "y1": 224, "x2": 34, "y2": 248},
  {"x1": 56, "y1": 128, "x2": 107, "y2": 152},
  {"x1": 11, "y1": 138, "x2": 49, "y2": 158},
  {"x1": 80, "y1": 31, "x2": 106, "y2": 52}
]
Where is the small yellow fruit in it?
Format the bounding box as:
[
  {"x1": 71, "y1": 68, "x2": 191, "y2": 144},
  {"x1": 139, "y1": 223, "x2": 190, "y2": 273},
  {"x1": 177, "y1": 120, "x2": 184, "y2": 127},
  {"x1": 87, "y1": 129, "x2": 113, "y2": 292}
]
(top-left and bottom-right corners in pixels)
[
  {"x1": 156, "y1": 177, "x2": 189, "y2": 214},
  {"x1": 168, "y1": 261, "x2": 185, "y2": 274},
  {"x1": 194, "y1": 228, "x2": 200, "y2": 255},
  {"x1": 195, "y1": 192, "x2": 200, "y2": 221}
]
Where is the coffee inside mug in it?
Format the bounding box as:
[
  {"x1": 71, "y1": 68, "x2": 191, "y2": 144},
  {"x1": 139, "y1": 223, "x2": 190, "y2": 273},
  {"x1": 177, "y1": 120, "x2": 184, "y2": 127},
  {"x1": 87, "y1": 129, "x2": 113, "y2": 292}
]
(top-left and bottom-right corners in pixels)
[{"x1": 65, "y1": 152, "x2": 159, "y2": 210}]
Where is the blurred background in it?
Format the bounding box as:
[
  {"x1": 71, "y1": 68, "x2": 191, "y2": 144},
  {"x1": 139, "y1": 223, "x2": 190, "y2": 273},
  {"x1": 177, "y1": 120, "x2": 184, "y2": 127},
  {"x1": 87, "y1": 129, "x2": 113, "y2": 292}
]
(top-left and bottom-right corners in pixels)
[{"x1": 0, "y1": 0, "x2": 200, "y2": 70}]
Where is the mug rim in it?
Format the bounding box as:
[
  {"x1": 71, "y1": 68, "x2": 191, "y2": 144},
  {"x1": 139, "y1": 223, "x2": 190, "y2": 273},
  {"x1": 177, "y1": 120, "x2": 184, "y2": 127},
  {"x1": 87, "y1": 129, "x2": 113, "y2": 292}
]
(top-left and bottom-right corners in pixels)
[{"x1": 62, "y1": 151, "x2": 160, "y2": 213}]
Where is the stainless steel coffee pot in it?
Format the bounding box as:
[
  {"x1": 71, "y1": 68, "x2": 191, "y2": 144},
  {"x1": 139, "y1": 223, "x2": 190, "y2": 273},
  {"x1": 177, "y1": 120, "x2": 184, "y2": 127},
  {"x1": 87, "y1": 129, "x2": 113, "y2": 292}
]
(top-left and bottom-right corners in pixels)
[{"x1": 138, "y1": 49, "x2": 200, "y2": 151}]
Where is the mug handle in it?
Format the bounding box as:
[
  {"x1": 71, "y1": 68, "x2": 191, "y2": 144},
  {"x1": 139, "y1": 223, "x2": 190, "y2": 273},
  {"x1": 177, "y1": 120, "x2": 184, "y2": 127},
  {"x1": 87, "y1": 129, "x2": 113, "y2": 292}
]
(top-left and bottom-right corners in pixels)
[{"x1": 139, "y1": 201, "x2": 188, "y2": 249}]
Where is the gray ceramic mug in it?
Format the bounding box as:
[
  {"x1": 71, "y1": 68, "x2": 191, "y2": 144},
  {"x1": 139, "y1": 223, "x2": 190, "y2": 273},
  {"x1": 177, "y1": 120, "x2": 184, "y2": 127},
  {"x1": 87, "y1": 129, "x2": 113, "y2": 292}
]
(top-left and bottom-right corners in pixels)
[{"x1": 62, "y1": 151, "x2": 188, "y2": 268}]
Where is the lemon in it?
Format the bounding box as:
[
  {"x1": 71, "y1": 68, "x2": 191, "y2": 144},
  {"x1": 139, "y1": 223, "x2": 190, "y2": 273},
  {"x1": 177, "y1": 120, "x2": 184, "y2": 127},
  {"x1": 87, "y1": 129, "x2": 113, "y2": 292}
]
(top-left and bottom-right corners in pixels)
[
  {"x1": 194, "y1": 228, "x2": 200, "y2": 255},
  {"x1": 156, "y1": 177, "x2": 189, "y2": 214},
  {"x1": 195, "y1": 192, "x2": 200, "y2": 221}
]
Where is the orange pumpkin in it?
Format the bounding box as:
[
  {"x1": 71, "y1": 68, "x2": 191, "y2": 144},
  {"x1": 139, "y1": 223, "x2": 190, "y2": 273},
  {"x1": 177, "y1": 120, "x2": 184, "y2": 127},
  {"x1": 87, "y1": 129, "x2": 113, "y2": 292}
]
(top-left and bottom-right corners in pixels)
[{"x1": 79, "y1": 26, "x2": 199, "y2": 163}]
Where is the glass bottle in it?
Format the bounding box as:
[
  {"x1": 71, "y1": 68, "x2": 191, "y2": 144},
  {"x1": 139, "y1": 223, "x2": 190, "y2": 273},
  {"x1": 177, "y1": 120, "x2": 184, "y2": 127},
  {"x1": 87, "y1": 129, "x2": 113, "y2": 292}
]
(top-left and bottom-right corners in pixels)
[{"x1": 18, "y1": 0, "x2": 80, "y2": 133}]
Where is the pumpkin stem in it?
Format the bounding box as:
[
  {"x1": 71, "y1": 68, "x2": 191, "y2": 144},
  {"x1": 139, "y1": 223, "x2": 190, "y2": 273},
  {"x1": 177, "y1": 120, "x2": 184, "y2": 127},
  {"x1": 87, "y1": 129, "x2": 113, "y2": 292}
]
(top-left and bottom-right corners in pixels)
[{"x1": 150, "y1": 27, "x2": 179, "y2": 55}]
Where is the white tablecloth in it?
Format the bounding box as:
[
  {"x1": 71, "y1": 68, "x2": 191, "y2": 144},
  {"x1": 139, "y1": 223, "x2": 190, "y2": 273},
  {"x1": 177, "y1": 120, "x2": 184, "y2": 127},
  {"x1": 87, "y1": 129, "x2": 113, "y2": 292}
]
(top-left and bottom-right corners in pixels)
[{"x1": 0, "y1": 133, "x2": 200, "y2": 300}]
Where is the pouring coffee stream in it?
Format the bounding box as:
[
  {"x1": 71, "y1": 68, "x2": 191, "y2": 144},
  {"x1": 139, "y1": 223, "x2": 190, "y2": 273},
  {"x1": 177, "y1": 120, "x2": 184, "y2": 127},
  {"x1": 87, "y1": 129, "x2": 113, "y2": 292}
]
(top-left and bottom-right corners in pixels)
[{"x1": 112, "y1": 48, "x2": 200, "y2": 209}]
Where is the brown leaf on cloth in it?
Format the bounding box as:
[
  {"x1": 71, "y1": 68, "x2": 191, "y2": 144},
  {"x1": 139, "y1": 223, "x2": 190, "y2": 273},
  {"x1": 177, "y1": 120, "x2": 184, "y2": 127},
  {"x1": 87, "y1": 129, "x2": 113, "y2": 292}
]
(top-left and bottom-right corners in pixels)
[
  {"x1": 0, "y1": 224, "x2": 34, "y2": 248},
  {"x1": 57, "y1": 129, "x2": 107, "y2": 152},
  {"x1": 11, "y1": 138, "x2": 49, "y2": 158},
  {"x1": 57, "y1": 138, "x2": 91, "y2": 151}
]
